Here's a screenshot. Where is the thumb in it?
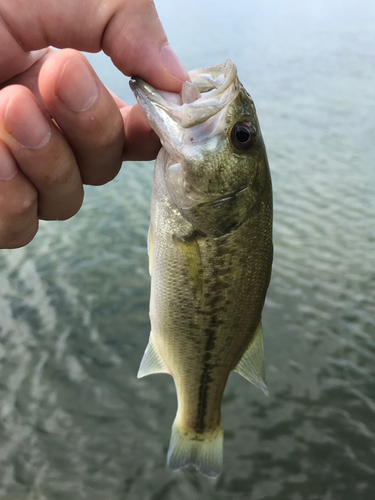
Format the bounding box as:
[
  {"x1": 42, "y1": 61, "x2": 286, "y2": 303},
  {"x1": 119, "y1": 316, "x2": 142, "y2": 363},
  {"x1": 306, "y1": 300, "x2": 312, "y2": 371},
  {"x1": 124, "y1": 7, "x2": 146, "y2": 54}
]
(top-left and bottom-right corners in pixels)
[
  {"x1": 0, "y1": 0, "x2": 189, "y2": 91},
  {"x1": 102, "y1": 1, "x2": 190, "y2": 90}
]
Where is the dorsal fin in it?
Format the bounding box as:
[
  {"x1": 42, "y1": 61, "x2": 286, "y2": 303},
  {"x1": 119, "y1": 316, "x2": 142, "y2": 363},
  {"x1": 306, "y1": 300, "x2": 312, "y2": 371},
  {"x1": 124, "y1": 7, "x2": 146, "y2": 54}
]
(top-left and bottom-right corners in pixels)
[
  {"x1": 137, "y1": 335, "x2": 169, "y2": 378},
  {"x1": 234, "y1": 322, "x2": 269, "y2": 396}
]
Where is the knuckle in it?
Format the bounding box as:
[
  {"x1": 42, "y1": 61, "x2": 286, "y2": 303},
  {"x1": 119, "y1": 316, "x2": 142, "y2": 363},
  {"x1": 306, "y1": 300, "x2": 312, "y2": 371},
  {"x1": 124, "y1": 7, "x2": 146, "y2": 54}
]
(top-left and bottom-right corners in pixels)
[{"x1": 6, "y1": 189, "x2": 38, "y2": 218}]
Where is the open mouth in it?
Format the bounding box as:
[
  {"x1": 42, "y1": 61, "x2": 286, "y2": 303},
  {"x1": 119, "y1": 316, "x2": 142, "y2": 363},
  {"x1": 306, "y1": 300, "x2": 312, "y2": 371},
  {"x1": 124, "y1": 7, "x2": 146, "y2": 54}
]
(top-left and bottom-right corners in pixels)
[{"x1": 129, "y1": 60, "x2": 238, "y2": 130}]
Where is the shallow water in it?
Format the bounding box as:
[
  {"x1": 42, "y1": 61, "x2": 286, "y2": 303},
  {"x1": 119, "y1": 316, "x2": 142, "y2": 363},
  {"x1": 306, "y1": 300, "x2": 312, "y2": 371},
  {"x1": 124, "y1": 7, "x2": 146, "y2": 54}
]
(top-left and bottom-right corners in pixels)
[{"x1": 0, "y1": 0, "x2": 375, "y2": 498}]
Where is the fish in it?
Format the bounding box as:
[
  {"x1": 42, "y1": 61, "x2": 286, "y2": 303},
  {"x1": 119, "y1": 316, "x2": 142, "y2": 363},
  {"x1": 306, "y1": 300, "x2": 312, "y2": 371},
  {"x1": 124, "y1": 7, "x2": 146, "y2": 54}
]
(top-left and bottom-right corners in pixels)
[{"x1": 129, "y1": 59, "x2": 273, "y2": 478}]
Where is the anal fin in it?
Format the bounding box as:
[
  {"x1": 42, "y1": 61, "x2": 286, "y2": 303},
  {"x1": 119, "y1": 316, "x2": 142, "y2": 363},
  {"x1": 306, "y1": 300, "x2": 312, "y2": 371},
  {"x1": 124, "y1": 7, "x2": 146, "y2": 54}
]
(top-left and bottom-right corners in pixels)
[
  {"x1": 234, "y1": 322, "x2": 269, "y2": 396},
  {"x1": 137, "y1": 334, "x2": 169, "y2": 378}
]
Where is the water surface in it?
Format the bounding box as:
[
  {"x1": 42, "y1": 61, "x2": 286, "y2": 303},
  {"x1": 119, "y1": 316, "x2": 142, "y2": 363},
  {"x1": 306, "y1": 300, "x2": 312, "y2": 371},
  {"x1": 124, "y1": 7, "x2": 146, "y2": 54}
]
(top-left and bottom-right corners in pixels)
[{"x1": 0, "y1": 1, "x2": 374, "y2": 498}]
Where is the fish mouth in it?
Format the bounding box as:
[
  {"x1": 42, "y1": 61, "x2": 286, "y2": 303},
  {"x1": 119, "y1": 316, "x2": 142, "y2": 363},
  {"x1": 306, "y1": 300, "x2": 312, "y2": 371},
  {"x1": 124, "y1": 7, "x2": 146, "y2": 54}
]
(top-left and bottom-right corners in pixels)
[
  {"x1": 129, "y1": 60, "x2": 239, "y2": 157},
  {"x1": 130, "y1": 60, "x2": 237, "y2": 128}
]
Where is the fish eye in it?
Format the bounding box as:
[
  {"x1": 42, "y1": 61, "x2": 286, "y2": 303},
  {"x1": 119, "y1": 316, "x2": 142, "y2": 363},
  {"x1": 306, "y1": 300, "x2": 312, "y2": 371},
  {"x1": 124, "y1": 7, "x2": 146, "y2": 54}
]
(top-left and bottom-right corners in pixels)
[{"x1": 230, "y1": 121, "x2": 257, "y2": 151}]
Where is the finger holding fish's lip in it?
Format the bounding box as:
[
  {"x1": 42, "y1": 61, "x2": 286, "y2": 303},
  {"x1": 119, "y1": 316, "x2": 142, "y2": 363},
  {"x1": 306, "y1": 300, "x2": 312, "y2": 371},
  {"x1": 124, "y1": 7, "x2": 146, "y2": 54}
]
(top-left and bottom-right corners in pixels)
[
  {"x1": 38, "y1": 49, "x2": 125, "y2": 186},
  {"x1": 39, "y1": 50, "x2": 161, "y2": 168}
]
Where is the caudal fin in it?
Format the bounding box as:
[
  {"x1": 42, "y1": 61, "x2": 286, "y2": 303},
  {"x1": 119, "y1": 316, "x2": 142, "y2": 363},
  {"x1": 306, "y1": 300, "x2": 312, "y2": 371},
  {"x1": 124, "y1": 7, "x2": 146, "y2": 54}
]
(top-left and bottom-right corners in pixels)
[{"x1": 167, "y1": 419, "x2": 223, "y2": 478}]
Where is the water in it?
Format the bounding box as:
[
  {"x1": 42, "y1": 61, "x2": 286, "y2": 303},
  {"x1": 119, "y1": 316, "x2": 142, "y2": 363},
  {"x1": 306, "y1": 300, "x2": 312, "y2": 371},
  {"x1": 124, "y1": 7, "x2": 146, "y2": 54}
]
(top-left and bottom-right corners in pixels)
[{"x1": 0, "y1": 0, "x2": 374, "y2": 498}]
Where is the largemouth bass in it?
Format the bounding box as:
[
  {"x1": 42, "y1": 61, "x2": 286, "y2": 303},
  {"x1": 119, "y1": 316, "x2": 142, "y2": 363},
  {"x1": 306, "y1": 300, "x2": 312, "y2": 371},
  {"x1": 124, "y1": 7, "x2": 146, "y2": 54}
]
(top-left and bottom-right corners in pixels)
[{"x1": 130, "y1": 60, "x2": 272, "y2": 478}]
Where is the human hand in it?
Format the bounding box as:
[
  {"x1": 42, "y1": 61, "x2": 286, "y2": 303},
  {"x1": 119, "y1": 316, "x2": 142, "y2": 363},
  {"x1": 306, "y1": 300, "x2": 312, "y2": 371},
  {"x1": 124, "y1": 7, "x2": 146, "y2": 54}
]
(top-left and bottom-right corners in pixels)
[{"x1": 0, "y1": 0, "x2": 189, "y2": 248}]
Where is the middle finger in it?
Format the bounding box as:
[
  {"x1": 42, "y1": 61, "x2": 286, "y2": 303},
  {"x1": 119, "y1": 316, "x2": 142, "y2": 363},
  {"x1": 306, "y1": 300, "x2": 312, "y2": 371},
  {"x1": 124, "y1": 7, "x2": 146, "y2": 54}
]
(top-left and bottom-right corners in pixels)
[{"x1": 39, "y1": 49, "x2": 125, "y2": 186}]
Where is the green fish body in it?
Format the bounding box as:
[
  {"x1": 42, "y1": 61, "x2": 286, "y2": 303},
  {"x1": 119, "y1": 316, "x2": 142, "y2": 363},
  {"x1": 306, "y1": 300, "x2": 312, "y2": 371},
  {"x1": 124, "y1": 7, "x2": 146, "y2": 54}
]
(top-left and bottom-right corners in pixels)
[{"x1": 130, "y1": 60, "x2": 272, "y2": 477}]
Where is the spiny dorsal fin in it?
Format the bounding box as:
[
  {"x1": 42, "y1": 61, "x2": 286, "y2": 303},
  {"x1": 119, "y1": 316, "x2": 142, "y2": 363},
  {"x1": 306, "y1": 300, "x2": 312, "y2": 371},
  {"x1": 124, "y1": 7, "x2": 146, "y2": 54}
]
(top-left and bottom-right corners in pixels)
[
  {"x1": 137, "y1": 335, "x2": 169, "y2": 378},
  {"x1": 234, "y1": 322, "x2": 269, "y2": 396}
]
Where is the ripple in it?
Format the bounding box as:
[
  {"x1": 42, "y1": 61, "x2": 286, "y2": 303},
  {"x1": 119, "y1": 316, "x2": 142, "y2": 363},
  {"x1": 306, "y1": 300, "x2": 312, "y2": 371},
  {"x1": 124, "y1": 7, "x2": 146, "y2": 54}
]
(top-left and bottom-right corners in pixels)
[{"x1": 1, "y1": 2, "x2": 375, "y2": 498}]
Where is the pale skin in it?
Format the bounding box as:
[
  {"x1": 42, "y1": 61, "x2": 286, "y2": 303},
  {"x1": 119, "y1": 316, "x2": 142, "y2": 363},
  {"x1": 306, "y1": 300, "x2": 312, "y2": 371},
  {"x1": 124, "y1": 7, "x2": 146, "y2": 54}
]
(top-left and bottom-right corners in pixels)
[{"x1": 0, "y1": 0, "x2": 189, "y2": 248}]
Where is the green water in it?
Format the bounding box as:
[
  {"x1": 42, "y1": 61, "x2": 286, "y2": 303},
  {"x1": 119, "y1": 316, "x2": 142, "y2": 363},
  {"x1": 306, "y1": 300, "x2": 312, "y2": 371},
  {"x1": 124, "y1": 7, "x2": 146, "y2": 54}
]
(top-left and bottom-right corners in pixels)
[{"x1": 0, "y1": 1, "x2": 374, "y2": 498}]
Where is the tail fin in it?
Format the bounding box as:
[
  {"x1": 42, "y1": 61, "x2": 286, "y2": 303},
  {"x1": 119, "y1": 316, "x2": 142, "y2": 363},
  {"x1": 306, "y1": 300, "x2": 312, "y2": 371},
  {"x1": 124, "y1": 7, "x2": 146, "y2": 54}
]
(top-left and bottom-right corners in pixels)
[{"x1": 167, "y1": 419, "x2": 223, "y2": 478}]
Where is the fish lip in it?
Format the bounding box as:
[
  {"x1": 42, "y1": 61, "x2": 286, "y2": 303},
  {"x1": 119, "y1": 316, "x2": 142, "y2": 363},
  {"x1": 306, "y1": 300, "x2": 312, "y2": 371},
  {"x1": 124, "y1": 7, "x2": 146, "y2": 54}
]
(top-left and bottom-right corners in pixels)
[
  {"x1": 129, "y1": 77, "x2": 171, "y2": 112},
  {"x1": 129, "y1": 76, "x2": 182, "y2": 130}
]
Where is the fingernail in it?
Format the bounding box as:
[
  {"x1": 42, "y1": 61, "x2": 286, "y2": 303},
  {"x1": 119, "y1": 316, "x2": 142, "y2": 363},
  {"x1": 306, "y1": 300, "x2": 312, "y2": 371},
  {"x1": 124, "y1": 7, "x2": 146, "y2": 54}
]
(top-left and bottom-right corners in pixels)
[
  {"x1": 56, "y1": 58, "x2": 99, "y2": 112},
  {"x1": 5, "y1": 94, "x2": 51, "y2": 149},
  {"x1": 160, "y1": 43, "x2": 190, "y2": 82},
  {"x1": 0, "y1": 141, "x2": 18, "y2": 180}
]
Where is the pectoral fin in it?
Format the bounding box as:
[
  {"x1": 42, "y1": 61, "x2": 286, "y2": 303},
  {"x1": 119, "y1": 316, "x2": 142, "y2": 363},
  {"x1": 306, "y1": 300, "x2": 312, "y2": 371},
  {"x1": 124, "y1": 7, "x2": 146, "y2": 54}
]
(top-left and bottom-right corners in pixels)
[
  {"x1": 234, "y1": 322, "x2": 269, "y2": 396},
  {"x1": 137, "y1": 334, "x2": 169, "y2": 378}
]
